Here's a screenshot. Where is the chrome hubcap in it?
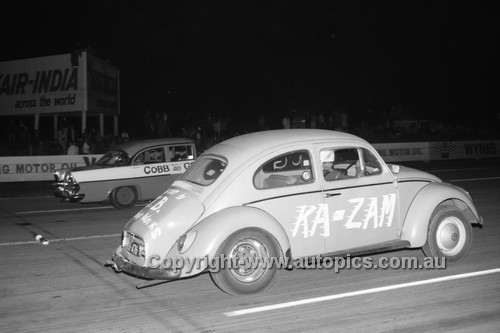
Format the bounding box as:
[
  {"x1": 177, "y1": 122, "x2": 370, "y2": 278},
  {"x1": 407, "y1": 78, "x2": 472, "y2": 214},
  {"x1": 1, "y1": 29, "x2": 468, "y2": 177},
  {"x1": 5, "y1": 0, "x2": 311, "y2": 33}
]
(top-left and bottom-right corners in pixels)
[
  {"x1": 436, "y1": 217, "x2": 466, "y2": 256},
  {"x1": 228, "y1": 238, "x2": 268, "y2": 284}
]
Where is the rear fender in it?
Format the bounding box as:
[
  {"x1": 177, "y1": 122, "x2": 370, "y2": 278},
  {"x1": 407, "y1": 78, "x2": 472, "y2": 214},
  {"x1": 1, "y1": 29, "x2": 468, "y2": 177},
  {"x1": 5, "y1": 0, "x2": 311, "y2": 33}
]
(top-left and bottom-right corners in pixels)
[
  {"x1": 166, "y1": 206, "x2": 291, "y2": 277},
  {"x1": 401, "y1": 182, "x2": 481, "y2": 247}
]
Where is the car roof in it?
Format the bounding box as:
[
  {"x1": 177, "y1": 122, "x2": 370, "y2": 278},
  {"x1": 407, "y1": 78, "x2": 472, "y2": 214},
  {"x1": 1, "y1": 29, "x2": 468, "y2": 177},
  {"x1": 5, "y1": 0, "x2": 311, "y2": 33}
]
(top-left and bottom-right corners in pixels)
[
  {"x1": 113, "y1": 138, "x2": 194, "y2": 155},
  {"x1": 206, "y1": 129, "x2": 368, "y2": 164}
]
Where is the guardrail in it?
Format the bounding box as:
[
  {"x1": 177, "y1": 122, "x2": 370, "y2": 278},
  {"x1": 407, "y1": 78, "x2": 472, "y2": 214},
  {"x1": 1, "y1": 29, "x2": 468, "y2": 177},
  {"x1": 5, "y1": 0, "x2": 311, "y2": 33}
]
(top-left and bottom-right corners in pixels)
[
  {"x1": 0, "y1": 140, "x2": 499, "y2": 182},
  {"x1": 372, "y1": 140, "x2": 499, "y2": 162}
]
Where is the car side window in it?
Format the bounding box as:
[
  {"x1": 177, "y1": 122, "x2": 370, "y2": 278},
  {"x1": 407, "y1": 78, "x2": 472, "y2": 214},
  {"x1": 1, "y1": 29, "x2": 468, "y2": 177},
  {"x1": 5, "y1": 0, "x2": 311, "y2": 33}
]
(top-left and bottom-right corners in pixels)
[
  {"x1": 133, "y1": 147, "x2": 165, "y2": 165},
  {"x1": 361, "y1": 148, "x2": 382, "y2": 176},
  {"x1": 97, "y1": 150, "x2": 130, "y2": 166},
  {"x1": 168, "y1": 145, "x2": 195, "y2": 162},
  {"x1": 321, "y1": 148, "x2": 361, "y2": 181},
  {"x1": 132, "y1": 152, "x2": 145, "y2": 165},
  {"x1": 254, "y1": 150, "x2": 314, "y2": 189}
]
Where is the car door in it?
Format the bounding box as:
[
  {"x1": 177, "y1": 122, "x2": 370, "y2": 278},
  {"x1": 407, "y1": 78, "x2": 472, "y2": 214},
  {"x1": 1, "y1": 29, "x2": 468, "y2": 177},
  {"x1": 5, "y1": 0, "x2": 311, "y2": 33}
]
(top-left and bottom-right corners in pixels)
[
  {"x1": 128, "y1": 145, "x2": 168, "y2": 198},
  {"x1": 314, "y1": 143, "x2": 401, "y2": 253},
  {"x1": 132, "y1": 144, "x2": 196, "y2": 199},
  {"x1": 249, "y1": 147, "x2": 327, "y2": 258}
]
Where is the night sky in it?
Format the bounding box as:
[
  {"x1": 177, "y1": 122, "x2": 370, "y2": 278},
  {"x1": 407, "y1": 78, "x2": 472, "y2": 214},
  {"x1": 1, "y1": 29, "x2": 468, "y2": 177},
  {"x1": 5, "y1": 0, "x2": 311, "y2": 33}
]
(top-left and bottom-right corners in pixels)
[{"x1": 2, "y1": 1, "x2": 499, "y2": 136}]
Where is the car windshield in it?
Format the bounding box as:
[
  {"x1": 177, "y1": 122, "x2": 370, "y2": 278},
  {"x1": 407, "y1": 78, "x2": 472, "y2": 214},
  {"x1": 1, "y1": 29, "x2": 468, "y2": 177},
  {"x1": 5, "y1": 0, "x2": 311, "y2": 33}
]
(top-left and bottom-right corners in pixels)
[
  {"x1": 180, "y1": 156, "x2": 227, "y2": 186},
  {"x1": 96, "y1": 150, "x2": 130, "y2": 166}
]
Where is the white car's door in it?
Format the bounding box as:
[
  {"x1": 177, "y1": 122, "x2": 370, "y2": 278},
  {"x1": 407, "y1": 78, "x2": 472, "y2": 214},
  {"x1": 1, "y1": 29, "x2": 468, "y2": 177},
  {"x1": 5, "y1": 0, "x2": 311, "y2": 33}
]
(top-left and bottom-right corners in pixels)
[
  {"x1": 314, "y1": 143, "x2": 401, "y2": 253},
  {"x1": 249, "y1": 148, "x2": 327, "y2": 258}
]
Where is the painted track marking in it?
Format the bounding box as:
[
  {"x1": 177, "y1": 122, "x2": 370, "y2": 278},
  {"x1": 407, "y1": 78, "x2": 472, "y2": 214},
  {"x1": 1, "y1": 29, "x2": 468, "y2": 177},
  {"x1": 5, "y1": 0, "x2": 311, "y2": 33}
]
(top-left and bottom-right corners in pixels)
[
  {"x1": 15, "y1": 206, "x2": 115, "y2": 214},
  {"x1": 14, "y1": 203, "x2": 146, "y2": 215},
  {"x1": 224, "y1": 268, "x2": 500, "y2": 317},
  {"x1": 0, "y1": 233, "x2": 121, "y2": 246},
  {"x1": 450, "y1": 176, "x2": 500, "y2": 182}
]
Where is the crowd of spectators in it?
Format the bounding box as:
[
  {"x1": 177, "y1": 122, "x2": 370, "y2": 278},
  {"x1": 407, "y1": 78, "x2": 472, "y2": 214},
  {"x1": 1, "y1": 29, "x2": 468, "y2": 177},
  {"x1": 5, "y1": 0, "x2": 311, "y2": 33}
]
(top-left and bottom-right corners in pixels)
[
  {"x1": 1, "y1": 118, "x2": 126, "y2": 157},
  {"x1": 1, "y1": 107, "x2": 499, "y2": 157}
]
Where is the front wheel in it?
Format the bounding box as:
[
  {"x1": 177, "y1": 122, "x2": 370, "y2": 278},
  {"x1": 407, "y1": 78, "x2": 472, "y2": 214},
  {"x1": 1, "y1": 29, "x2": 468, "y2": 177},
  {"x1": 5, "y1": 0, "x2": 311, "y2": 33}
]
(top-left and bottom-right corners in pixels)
[
  {"x1": 210, "y1": 229, "x2": 280, "y2": 295},
  {"x1": 422, "y1": 207, "x2": 472, "y2": 263},
  {"x1": 110, "y1": 186, "x2": 137, "y2": 209}
]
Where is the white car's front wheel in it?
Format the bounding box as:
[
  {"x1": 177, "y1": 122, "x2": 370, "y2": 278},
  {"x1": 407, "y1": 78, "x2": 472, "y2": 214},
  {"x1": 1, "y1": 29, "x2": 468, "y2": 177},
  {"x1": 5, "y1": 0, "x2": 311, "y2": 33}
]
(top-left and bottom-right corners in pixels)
[
  {"x1": 423, "y1": 207, "x2": 472, "y2": 263},
  {"x1": 210, "y1": 228, "x2": 280, "y2": 295}
]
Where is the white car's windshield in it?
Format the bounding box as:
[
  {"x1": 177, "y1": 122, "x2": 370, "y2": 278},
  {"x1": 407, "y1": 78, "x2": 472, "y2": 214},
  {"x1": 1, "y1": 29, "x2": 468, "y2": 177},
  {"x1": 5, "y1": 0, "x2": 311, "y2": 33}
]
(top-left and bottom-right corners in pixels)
[
  {"x1": 180, "y1": 156, "x2": 227, "y2": 186},
  {"x1": 96, "y1": 150, "x2": 130, "y2": 166}
]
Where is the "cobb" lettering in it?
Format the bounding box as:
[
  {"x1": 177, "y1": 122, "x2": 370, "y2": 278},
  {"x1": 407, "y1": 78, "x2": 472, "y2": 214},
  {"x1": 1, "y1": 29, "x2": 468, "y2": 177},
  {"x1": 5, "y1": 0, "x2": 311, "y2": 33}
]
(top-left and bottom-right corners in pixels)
[{"x1": 144, "y1": 165, "x2": 170, "y2": 174}]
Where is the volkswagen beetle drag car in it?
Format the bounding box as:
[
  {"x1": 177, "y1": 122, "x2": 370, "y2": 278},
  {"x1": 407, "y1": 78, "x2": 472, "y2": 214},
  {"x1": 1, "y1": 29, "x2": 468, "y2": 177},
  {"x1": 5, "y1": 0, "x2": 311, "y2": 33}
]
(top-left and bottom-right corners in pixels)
[
  {"x1": 107, "y1": 129, "x2": 482, "y2": 294},
  {"x1": 54, "y1": 138, "x2": 196, "y2": 208}
]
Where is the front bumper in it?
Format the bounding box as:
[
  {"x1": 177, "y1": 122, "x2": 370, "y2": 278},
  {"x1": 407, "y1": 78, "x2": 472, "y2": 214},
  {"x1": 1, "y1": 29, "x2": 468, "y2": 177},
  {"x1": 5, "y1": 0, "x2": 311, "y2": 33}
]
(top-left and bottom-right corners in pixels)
[
  {"x1": 106, "y1": 246, "x2": 182, "y2": 280},
  {"x1": 53, "y1": 182, "x2": 84, "y2": 202}
]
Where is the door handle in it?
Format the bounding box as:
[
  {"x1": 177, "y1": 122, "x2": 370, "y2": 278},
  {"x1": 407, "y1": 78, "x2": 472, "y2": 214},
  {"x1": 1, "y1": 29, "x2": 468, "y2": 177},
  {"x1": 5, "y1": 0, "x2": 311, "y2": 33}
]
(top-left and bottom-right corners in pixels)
[{"x1": 324, "y1": 192, "x2": 341, "y2": 198}]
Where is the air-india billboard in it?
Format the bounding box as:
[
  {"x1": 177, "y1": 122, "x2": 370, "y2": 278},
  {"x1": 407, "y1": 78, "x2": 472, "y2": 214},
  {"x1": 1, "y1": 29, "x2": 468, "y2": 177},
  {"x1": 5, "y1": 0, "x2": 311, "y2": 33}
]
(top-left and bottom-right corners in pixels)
[{"x1": 0, "y1": 51, "x2": 119, "y2": 116}]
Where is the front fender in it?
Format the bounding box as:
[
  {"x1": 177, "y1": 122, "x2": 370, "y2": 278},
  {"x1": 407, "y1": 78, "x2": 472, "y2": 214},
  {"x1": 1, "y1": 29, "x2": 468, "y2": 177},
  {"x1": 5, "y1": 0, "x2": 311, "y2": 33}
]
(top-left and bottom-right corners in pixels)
[
  {"x1": 166, "y1": 206, "x2": 291, "y2": 277},
  {"x1": 76, "y1": 181, "x2": 114, "y2": 202},
  {"x1": 401, "y1": 182, "x2": 481, "y2": 247}
]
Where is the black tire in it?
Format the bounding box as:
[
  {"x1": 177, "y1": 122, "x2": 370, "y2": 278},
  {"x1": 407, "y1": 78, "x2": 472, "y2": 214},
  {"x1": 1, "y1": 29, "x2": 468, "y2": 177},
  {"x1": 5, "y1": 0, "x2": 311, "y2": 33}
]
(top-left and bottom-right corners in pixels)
[
  {"x1": 422, "y1": 206, "x2": 472, "y2": 263},
  {"x1": 210, "y1": 229, "x2": 280, "y2": 295},
  {"x1": 110, "y1": 186, "x2": 137, "y2": 209}
]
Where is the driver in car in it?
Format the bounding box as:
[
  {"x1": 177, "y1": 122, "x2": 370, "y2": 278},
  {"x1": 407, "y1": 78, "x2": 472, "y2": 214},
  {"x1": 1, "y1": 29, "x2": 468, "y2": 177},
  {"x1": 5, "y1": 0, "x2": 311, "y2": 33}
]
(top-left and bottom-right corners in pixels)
[{"x1": 321, "y1": 150, "x2": 340, "y2": 181}]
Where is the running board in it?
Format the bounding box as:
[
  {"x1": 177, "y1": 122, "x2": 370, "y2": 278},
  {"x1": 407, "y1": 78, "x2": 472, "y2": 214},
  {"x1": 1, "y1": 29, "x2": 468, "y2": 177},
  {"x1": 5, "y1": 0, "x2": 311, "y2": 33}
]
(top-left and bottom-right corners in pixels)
[{"x1": 320, "y1": 240, "x2": 412, "y2": 259}]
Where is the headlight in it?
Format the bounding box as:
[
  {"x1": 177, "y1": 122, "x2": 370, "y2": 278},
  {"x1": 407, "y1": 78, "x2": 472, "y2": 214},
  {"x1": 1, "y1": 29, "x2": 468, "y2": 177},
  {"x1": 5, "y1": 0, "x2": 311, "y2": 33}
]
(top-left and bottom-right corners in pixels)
[
  {"x1": 177, "y1": 231, "x2": 197, "y2": 254},
  {"x1": 64, "y1": 173, "x2": 80, "y2": 196},
  {"x1": 54, "y1": 171, "x2": 63, "y2": 182}
]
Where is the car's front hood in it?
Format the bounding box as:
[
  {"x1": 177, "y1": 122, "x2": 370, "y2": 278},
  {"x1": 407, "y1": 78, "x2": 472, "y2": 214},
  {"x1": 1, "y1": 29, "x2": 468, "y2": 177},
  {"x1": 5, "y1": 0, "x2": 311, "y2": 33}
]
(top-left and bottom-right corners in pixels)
[
  {"x1": 395, "y1": 165, "x2": 441, "y2": 182},
  {"x1": 54, "y1": 165, "x2": 110, "y2": 181},
  {"x1": 124, "y1": 185, "x2": 205, "y2": 261},
  {"x1": 70, "y1": 164, "x2": 112, "y2": 172}
]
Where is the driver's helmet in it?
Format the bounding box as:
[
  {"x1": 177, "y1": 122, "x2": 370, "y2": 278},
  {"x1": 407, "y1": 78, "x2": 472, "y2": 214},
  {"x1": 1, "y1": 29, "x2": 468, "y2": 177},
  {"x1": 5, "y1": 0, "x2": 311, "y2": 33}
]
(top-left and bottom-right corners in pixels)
[
  {"x1": 321, "y1": 150, "x2": 335, "y2": 172},
  {"x1": 320, "y1": 150, "x2": 335, "y2": 163}
]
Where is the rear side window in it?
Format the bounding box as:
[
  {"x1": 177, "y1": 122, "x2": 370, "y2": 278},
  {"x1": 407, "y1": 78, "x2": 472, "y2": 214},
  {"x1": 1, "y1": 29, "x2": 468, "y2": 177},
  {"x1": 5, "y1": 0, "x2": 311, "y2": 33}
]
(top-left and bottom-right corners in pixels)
[
  {"x1": 254, "y1": 150, "x2": 314, "y2": 189},
  {"x1": 168, "y1": 145, "x2": 195, "y2": 162}
]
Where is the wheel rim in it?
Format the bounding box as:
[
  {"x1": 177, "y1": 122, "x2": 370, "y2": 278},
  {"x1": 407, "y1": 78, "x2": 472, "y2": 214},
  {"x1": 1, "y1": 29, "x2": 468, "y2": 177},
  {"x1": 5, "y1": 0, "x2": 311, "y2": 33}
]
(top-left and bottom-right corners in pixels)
[
  {"x1": 117, "y1": 187, "x2": 134, "y2": 206},
  {"x1": 228, "y1": 238, "x2": 269, "y2": 284},
  {"x1": 436, "y1": 216, "x2": 466, "y2": 256}
]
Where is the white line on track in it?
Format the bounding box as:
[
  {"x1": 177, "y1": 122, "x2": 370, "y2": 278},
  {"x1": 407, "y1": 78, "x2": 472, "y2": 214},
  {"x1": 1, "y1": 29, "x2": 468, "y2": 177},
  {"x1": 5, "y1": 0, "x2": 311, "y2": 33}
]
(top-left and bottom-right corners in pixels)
[
  {"x1": 224, "y1": 268, "x2": 500, "y2": 317},
  {"x1": 14, "y1": 203, "x2": 146, "y2": 215},
  {"x1": 428, "y1": 167, "x2": 498, "y2": 173},
  {"x1": 0, "y1": 233, "x2": 121, "y2": 246},
  {"x1": 450, "y1": 176, "x2": 500, "y2": 182},
  {"x1": 15, "y1": 206, "x2": 116, "y2": 214},
  {"x1": 0, "y1": 195, "x2": 52, "y2": 200}
]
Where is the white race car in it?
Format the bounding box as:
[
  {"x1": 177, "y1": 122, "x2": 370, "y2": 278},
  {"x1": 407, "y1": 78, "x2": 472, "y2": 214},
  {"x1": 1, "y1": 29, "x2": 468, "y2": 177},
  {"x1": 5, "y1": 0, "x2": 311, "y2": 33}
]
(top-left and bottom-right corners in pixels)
[
  {"x1": 54, "y1": 138, "x2": 196, "y2": 208},
  {"x1": 108, "y1": 129, "x2": 482, "y2": 294}
]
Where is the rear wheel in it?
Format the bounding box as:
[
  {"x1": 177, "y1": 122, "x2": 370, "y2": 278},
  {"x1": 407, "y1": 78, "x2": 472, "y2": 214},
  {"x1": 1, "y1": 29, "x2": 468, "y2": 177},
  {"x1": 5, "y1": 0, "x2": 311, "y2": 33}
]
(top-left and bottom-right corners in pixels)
[
  {"x1": 422, "y1": 206, "x2": 472, "y2": 263},
  {"x1": 110, "y1": 186, "x2": 137, "y2": 209},
  {"x1": 210, "y1": 229, "x2": 280, "y2": 295}
]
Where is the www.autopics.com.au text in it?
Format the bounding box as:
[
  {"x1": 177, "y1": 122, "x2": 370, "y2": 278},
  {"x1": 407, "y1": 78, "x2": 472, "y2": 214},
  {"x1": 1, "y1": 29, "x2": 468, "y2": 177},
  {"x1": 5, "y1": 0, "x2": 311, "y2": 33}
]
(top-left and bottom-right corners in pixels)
[{"x1": 147, "y1": 254, "x2": 446, "y2": 274}]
